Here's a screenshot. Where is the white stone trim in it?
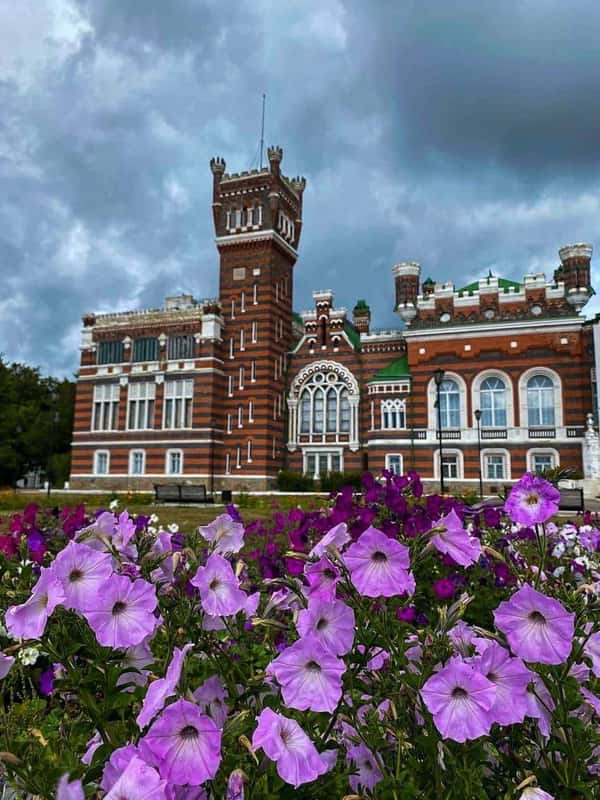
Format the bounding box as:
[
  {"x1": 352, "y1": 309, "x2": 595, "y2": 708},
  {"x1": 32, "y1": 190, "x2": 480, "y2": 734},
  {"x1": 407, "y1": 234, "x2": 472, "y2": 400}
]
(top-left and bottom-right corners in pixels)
[
  {"x1": 480, "y1": 448, "x2": 511, "y2": 481},
  {"x1": 403, "y1": 318, "x2": 583, "y2": 340},
  {"x1": 433, "y1": 448, "x2": 464, "y2": 480},
  {"x1": 427, "y1": 371, "x2": 468, "y2": 430},
  {"x1": 93, "y1": 449, "x2": 110, "y2": 476},
  {"x1": 471, "y1": 369, "x2": 514, "y2": 429},
  {"x1": 526, "y1": 448, "x2": 560, "y2": 473},
  {"x1": 518, "y1": 367, "x2": 563, "y2": 429},
  {"x1": 215, "y1": 230, "x2": 298, "y2": 260}
]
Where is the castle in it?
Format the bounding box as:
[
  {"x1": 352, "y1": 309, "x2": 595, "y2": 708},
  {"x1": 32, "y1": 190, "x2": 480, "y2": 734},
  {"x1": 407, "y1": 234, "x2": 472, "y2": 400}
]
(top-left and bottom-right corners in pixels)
[{"x1": 70, "y1": 147, "x2": 596, "y2": 493}]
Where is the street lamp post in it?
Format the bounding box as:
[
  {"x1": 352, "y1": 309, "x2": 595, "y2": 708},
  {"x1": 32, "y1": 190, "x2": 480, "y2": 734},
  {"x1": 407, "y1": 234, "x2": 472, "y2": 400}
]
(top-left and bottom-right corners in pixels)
[
  {"x1": 474, "y1": 408, "x2": 483, "y2": 500},
  {"x1": 209, "y1": 417, "x2": 216, "y2": 501},
  {"x1": 433, "y1": 368, "x2": 446, "y2": 495}
]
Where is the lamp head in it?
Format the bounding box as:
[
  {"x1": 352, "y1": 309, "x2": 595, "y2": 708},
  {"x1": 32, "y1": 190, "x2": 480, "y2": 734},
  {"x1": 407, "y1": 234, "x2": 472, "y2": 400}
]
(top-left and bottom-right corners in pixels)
[
  {"x1": 474, "y1": 409, "x2": 482, "y2": 422},
  {"x1": 433, "y1": 368, "x2": 445, "y2": 387}
]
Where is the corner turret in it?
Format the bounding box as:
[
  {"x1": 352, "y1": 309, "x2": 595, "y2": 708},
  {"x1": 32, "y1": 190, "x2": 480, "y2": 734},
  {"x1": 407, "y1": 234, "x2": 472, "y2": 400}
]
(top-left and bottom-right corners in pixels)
[
  {"x1": 558, "y1": 243, "x2": 593, "y2": 310},
  {"x1": 393, "y1": 262, "x2": 421, "y2": 324}
]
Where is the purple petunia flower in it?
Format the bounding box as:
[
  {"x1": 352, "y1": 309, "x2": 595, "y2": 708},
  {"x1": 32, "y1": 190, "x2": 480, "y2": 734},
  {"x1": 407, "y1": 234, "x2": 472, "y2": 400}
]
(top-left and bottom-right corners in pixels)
[
  {"x1": 101, "y1": 744, "x2": 140, "y2": 791},
  {"x1": 525, "y1": 673, "x2": 555, "y2": 737},
  {"x1": 52, "y1": 541, "x2": 114, "y2": 612},
  {"x1": 584, "y1": 631, "x2": 600, "y2": 677},
  {"x1": 226, "y1": 769, "x2": 246, "y2": 799},
  {"x1": 191, "y1": 553, "x2": 247, "y2": 617},
  {"x1": 347, "y1": 743, "x2": 383, "y2": 793},
  {"x1": 251, "y1": 708, "x2": 328, "y2": 788},
  {"x1": 136, "y1": 643, "x2": 193, "y2": 729},
  {"x1": 83, "y1": 575, "x2": 158, "y2": 649},
  {"x1": 519, "y1": 789, "x2": 554, "y2": 800},
  {"x1": 431, "y1": 509, "x2": 482, "y2": 567},
  {"x1": 56, "y1": 774, "x2": 84, "y2": 800},
  {"x1": 420, "y1": 658, "x2": 496, "y2": 742},
  {"x1": 343, "y1": 526, "x2": 415, "y2": 598},
  {"x1": 433, "y1": 578, "x2": 455, "y2": 600},
  {"x1": 267, "y1": 636, "x2": 346, "y2": 713},
  {"x1": 304, "y1": 556, "x2": 340, "y2": 602},
  {"x1": 5, "y1": 567, "x2": 66, "y2": 640},
  {"x1": 140, "y1": 698, "x2": 221, "y2": 786},
  {"x1": 199, "y1": 513, "x2": 245, "y2": 555},
  {"x1": 296, "y1": 598, "x2": 355, "y2": 656},
  {"x1": 104, "y1": 755, "x2": 167, "y2": 800},
  {"x1": 193, "y1": 675, "x2": 229, "y2": 729},
  {"x1": 493, "y1": 584, "x2": 575, "y2": 665},
  {"x1": 505, "y1": 473, "x2": 560, "y2": 526},
  {"x1": 0, "y1": 653, "x2": 15, "y2": 679},
  {"x1": 309, "y1": 522, "x2": 351, "y2": 558},
  {"x1": 117, "y1": 638, "x2": 155, "y2": 690},
  {"x1": 472, "y1": 640, "x2": 531, "y2": 726}
]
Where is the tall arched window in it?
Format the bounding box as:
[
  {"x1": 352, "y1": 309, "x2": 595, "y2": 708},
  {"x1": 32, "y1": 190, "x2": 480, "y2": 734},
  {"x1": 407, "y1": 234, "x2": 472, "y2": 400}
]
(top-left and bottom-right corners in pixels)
[
  {"x1": 527, "y1": 375, "x2": 555, "y2": 426},
  {"x1": 298, "y1": 374, "x2": 350, "y2": 437},
  {"x1": 480, "y1": 377, "x2": 507, "y2": 427},
  {"x1": 439, "y1": 379, "x2": 460, "y2": 428}
]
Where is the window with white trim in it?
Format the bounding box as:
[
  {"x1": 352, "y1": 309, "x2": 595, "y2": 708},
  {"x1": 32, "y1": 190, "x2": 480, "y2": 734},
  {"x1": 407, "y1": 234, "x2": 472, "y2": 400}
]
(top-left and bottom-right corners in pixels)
[
  {"x1": 127, "y1": 382, "x2": 155, "y2": 430},
  {"x1": 303, "y1": 451, "x2": 343, "y2": 478},
  {"x1": 253, "y1": 283, "x2": 258, "y2": 304},
  {"x1": 480, "y1": 377, "x2": 507, "y2": 427},
  {"x1": 299, "y1": 371, "x2": 351, "y2": 435},
  {"x1": 250, "y1": 360, "x2": 256, "y2": 382},
  {"x1": 251, "y1": 321, "x2": 257, "y2": 343},
  {"x1": 225, "y1": 453, "x2": 231, "y2": 474},
  {"x1": 439, "y1": 380, "x2": 460, "y2": 428},
  {"x1": 166, "y1": 449, "x2": 183, "y2": 475},
  {"x1": 530, "y1": 450, "x2": 557, "y2": 474},
  {"x1": 240, "y1": 329, "x2": 245, "y2": 351},
  {"x1": 441, "y1": 454, "x2": 459, "y2": 479},
  {"x1": 167, "y1": 335, "x2": 194, "y2": 360},
  {"x1": 229, "y1": 338, "x2": 234, "y2": 359},
  {"x1": 97, "y1": 340, "x2": 124, "y2": 365},
  {"x1": 236, "y1": 446, "x2": 241, "y2": 468},
  {"x1": 228, "y1": 375, "x2": 233, "y2": 397},
  {"x1": 227, "y1": 414, "x2": 232, "y2": 434},
  {"x1": 129, "y1": 449, "x2": 145, "y2": 475},
  {"x1": 93, "y1": 450, "x2": 109, "y2": 475},
  {"x1": 231, "y1": 299, "x2": 235, "y2": 319},
  {"x1": 241, "y1": 291, "x2": 246, "y2": 313},
  {"x1": 381, "y1": 398, "x2": 406, "y2": 430},
  {"x1": 484, "y1": 453, "x2": 505, "y2": 480},
  {"x1": 385, "y1": 454, "x2": 403, "y2": 475},
  {"x1": 92, "y1": 383, "x2": 120, "y2": 431},
  {"x1": 238, "y1": 406, "x2": 243, "y2": 428},
  {"x1": 163, "y1": 379, "x2": 193, "y2": 429},
  {"x1": 248, "y1": 400, "x2": 254, "y2": 422},
  {"x1": 527, "y1": 375, "x2": 555, "y2": 426},
  {"x1": 247, "y1": 439, "x2": 253, "y2": 462},
  {"x1": 239, "y1": 366, "x2": 245, "y2": 389}
]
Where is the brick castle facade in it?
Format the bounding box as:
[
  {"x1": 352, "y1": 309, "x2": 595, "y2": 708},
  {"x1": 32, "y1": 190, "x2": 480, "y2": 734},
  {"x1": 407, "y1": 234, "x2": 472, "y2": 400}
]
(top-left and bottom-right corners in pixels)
[{"x1": 70, "y1": 147, "x2": 595, "y2": 492}]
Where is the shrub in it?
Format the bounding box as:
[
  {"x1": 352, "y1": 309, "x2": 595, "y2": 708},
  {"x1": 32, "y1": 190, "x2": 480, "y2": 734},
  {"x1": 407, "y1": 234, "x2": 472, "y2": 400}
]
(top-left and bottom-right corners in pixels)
[{"x1": 276, "y1": 470, "x2": 315, "y2": 492}]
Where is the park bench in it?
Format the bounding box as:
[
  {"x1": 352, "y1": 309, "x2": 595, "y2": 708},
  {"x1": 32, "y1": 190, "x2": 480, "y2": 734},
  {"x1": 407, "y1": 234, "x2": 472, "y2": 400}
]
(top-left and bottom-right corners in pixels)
[
  {"x1": 557, "y1": 487, "x2": 584, "y2": 512},
  {"x1": 153, "y1": 483, "x2": 214, "y2": 504}
]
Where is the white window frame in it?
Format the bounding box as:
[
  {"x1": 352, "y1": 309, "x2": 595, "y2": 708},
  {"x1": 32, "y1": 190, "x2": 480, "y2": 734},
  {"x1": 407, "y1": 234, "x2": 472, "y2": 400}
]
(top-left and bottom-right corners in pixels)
[
  {"x1": 228, "y1": 375, "x2": 233, "y2": 397},
  {"x1": 236, "y1": 446, "x2": 241, "y2": 469},
  {"x1": 129, "y1": 449, "x2": 146, "y2": 476},
  {"x1": 165, "y1": 449, "x2": 183, "y2": 476},
  {"x1": 238, "y1": 406, "x2": 243, "y2": 428},
  {"x1": 225, "y1": 452, "x2": 231, "y2": 474},
  {"x1": 251, "y1": 321, "x2": 257, "y2": 343},
  {"x1": 247, "y1": 439, "x2": 253, "y2": 463},
  {"x1": 239, "y1": 365, "x2": 245, "y2": 389},
  {"x1": 248, "y1": 400, "x2": 254, "y2": 422},
  {"x1": 527, "y1": 448, "x2": 559, "y2": 474},
  {"x1": 127, "y1": 381, "x2": 156, "y2": 431},
  {"x1": 231, "y1": 299, "x2": 235, "y2": 319},
  {"x1": 93, "y1": 450, "x2": 110, "y2": 476},
  {"x1": 253, "y1": 283, "x2": 258, "y2": 304},
  {"x1": 241, "y1": 291, "x2": 246, "y2": 313},
  {"x1": 433, "y1": 448, "x2": 464, "y2": 480},
  {"x1": 92, "y1": 382, "x2": 120, "y2": 432},
  {"x1": 428, "y1": 373, "x2": 467, "y2": 431},
  {"x1": 380, "y1": 398, "x2": 406, "y2": 430},
  {"x1": 163, "y1": 379, "x2": 193, "y2": 430},
  {"x1": 229, "y1": 337, "x2": 234, "y2": 359},
  {"x1": 302, "y1": 448, "x2": 344, "y2": 479},
  {"x1": 227, "y1": 413, "x2": 232, "y2": 434},
  {"x1": 250, "y1": 360, "x2": 256, "y2": 382},
  {"x1": 472, "y1": 370, "x2": 513, "y2": 429},
  {"x1": 519, "y1": 367, "x2": 562, "y2": 429},
  {"x1": 240, "y1": 328, "x2": 245, "y2": 351},
  {"x1": 481, "y1": 448, "x2": 511, "y2": 481},
  {"x1": 385, "y1": 453, "x2": 403, "y2": 475}
]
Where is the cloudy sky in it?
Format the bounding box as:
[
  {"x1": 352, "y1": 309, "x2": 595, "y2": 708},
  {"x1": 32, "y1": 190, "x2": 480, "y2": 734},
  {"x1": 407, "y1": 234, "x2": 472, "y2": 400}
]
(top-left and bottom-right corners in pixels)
[{"x1": 2, "y1": 0, "x2": 600, "y2": 378}]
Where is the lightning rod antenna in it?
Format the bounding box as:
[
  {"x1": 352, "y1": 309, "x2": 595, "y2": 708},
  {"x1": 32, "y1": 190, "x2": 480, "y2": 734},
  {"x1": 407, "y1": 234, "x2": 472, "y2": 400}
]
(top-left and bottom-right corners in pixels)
[{"x1": 259, "y1": 93, "x2": 266, "y2": 170}]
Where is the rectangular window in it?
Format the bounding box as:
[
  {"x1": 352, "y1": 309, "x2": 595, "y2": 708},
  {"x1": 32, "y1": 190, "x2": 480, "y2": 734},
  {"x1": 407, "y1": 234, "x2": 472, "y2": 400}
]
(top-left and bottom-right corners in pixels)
[
  {"x1": 241, "y1": 291, "x2": 246, "y2": 312},
  {"x1": 166, "y1": 450, "x2": 183, "y2": 475},
  {"x1": 132, "y1": 337, "x2": 159, "y2": 362},
  {"x1": 97, "y1": 340, "x2": 124, "y2": 365},
  {"x1": 532, "y1": 453, "x2": 555, "y2": 474},
  {"x1": 127, "y1": 382, "x2": 156, "y2": 430},
  {"x1": 252, "y1": 321, "x2": 257, "y2": 343},
  {"x1": 249, "y1": 400, "x2": 254, "y2": 422},
  {"x1": 164, "y1": 379, "x2": 193, "y2": 429},
  {"x1": 386, "y1": 454, "x2": 403, "y2": 475},
  {"x1": 236, "y1": 446, "x2": 241, "y2": 468},
  {"x1": 129, "y1": 449, "x2": 145, "y2": 475},
  {"x1": 225, "y1": 453, "x2": 231, "y2": 474},
  {"x1": 253, "y1": 283, "x2": 258, "y2": 304},
  {"x1": 94, "y1": 450, "x2": 109, "y2": 475},
  {"x1": 92, "y1": 383, "x2": 120, "y2": 431},
  {"x1": 240, "y1": 329, "x2": 245, "y2": 351},
  {"x1": 441, "y1": 454, "x2": 459, "y2": 479},
  {"x1": 247, "y1": 440, "x2": 252, "y2": 462},
  {"x1": 381, "y1": 402, "x2": 406, "y2": 430},
  {"x1": 239, "y1": 366, "x2": 245, "y2": 389},
  {"x1": 250, "y1": 360, "x2": 256, "y2": 382},
  {"x1": 167, "y1": 335, "x2": 194, "y2": 360},
  {"x1": 485, "y1": 454, "x2": 505, "y2": 480},
  {"x1": 227, "y1": 413, "x2": 232, "y2": 434},
  {"x1": 238, "y1": 406, "x2": 243, "y2": 428},
  {"x1": 228, "y1": 375, "x2": 233, "y2": 397},
  {"x1": 231, "y1": 299, "x2": 236, "y2": 319},
  {"x1": 229, "y1": 338, "x2": 234, "y2": 359}
]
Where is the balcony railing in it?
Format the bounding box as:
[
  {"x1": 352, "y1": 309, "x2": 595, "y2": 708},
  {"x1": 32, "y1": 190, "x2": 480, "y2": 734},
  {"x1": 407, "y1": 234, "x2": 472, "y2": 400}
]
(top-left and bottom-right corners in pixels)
[
  {"x1": 528, "y1": 428, "x2": 556, "y2": 439},
  {"x1": 441, "y1": 430, "x2": 461, "y2": 440},
  {"x1": 481, "y1": 429, "x2": 508, "y2": 439},
  {"x1": 566, "y1": 427, "x2": 584, "y2": 438}
]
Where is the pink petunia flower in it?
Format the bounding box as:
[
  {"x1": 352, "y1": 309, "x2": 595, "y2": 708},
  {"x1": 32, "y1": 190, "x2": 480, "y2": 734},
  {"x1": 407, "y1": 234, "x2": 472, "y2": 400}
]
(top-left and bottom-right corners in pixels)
[
  {"x1": 347, "y1": 743, "x2": 383, "y2": 793},
  {"x1": 83, "y1": 575, "x2": 158, "y2": 649},
  {"x1": 52, "y1": 541, "x2": 114, "y2": 612},
  {"x1": 136, "y1": 643, "x2": 193, "y2": 729},
  {"x1": 199, "y1": 513, "x2": 245, "y2": 555},
  {"x1": 101, "y1": 744, "x2": 141, "y2": 791},
  {"x1": 343, "y1": 526, "x2": 415, "y2": 598},
  {"x1": 117, "y1": 638, "x2": 155, "y2": 690},
  {"x1": 420, "y1": 658, "x2": 496, "y2": 742},
  {"x1": 431, "y1": 509, "x2": 482, "y2": 567},
  {"x1": 519, "y1": 788, "x2": 554, "y2": 800},
  {"x1": 104, "y1": 756, "x2": 167, "y2": 800},
  {"x1": 309, "y1": 523, "x2": 351, "y2": 558},
  {"x1": 504, "y1": 473, "x2": 560, "y2": 526},
  {"x1": 56, "y1": 774, "x2": 84, "y2": 800},
  {"x1": 296, "y1": 598, "x2": 355, "y2": 656},
  {"x1": 140, "y1": 698, "x2": 221, "y2": 786},
  {"x1": 525, "y1": 673, "x2": 555, "y2": 738},
  {"x1": 0, "y1": 653, "x2": 15, "y2": 679},
  {"x1": 494, "y1": 584, "x2": 575, "y2": 665},
  {"x1": 193, "y1": 675, "x2": 229, "y2": 729},
  {"x1": 304, "y1": 556, "x2": 340, "y2": 601},
  {"x1": 584, "y1": 631, "x2": 600, "y2": 677},
  {"x1": 5, "y1": 567, "x2": 66, "y2": 640},
  {"x1": 267, "y1": 636, "x2": 346, "y2": 713},
  {"x1": 252, "y1": 707, "x2": 328, "y2": 787},
  {"x1": 191, "y1": 553, "x2": 247, "y2": 617},
  {"x1": 472, "y1": 641, "x2": 531, "y2": 726}
]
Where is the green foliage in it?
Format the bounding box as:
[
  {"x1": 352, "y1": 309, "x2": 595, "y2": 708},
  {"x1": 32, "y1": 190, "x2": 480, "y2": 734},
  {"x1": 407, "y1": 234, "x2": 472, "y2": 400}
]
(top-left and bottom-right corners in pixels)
[
  {"x1": 276, "y1": 470, "x2": 315, "y2": 492},
  {"x1": 319, "y1": 471, "x2": 362, "y2": 493}
]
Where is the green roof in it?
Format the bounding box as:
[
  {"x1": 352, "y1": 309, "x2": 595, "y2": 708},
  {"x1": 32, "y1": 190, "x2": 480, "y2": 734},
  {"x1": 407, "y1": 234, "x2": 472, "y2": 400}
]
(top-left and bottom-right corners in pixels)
[
  {"x1": 457, "y1": 276, "x2": 522, "y2": 296},
  {"x1": 343, "y1": 321, "x2": 361, "y2": 349},
  {"x1": 292, "y1": 311, "x2": 303, "y2": 326},
  {"x1": 370, "y1": 355, "x2": 410, "y2": 381},
  {"x1": 353, "y1": 299, "x2": 370, "y2": 312}
]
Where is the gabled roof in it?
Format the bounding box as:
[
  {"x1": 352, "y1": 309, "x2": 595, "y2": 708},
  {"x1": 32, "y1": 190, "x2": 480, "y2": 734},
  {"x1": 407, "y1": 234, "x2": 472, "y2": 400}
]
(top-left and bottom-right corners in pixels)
[
  {"x1": 343, "y1": 321, "x2": 361, "y2": 349},
  {"x1": 370, "y1": 354, "x2": 410, "y2": 381},
  {"x1": 457, "y1": 276, "x2": 523, "y2": 296}
]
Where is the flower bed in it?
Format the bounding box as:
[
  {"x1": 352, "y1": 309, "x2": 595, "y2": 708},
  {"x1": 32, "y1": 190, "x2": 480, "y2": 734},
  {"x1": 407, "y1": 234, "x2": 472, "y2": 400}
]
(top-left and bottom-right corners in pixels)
[{"x1": 0, "y1": 472, "x2": 599, "y2": 799}]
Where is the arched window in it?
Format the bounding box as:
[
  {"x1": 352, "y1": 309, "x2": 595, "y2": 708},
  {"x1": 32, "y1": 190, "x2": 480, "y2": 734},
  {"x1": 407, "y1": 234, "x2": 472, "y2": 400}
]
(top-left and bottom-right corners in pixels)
[
  {"x1": 296, "y1": 371, "x2": 351, "y2": 438},
  {"x1": 480, "y1": 377, "x2": 507, "y2": 427},
  {"x1": 527, "y1": 375, "x2": 555, "y2": 426},
  {"x1": 439, "y1": 379, "x2": 460, "y2": 429}
]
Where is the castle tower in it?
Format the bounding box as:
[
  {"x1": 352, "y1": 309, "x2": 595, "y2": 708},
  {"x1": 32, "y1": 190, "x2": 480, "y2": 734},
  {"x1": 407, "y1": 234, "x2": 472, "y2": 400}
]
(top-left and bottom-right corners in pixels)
[
  {"x1": 393, "y1": 262, "x2": 421, "y2": 323},
  {"x1": 352, "y1": 299, "x2": 371, "y2": 334},
  {"x1": 211, "y1": 146, "x2": 306, "y2": 487},
  {"x1": 558, "y1": 243, "x2": 593, "y2": 311}
]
